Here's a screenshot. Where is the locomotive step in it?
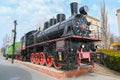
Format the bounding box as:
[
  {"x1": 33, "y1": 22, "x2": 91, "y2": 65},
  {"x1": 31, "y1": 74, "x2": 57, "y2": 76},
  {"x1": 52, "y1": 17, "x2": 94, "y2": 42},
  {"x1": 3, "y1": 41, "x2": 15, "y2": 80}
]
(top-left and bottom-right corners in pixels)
[{"x1": 13, "y1": 59, "x2": 93, "y2": 79}]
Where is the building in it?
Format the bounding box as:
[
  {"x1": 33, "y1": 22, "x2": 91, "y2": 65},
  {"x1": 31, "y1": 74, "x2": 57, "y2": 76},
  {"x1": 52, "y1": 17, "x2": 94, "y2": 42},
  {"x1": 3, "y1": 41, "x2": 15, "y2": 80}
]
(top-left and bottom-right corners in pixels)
[
  {"x1": 116, "y1": 9, "x2": 120, "y2": 36},
  {"x1": 86, "y1": 15, "x2": 104, "y2": 48},
  {"x1": 86, "y1": 15, "x2": 101, "y2": 39}
]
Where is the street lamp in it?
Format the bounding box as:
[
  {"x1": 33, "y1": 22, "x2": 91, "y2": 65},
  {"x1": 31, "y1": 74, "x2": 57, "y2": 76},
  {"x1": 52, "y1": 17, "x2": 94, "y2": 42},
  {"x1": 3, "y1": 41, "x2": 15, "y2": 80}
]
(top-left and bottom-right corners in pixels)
[{"x1": 11, "y1": 20, "x2": 17, "y2": 64}]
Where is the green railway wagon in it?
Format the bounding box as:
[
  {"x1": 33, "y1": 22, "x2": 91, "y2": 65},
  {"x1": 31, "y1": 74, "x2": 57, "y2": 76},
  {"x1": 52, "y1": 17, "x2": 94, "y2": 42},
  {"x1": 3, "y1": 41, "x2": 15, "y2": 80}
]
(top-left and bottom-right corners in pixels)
[{"x1": 5, "y1": 42, "x2": 21, "y2": 58}]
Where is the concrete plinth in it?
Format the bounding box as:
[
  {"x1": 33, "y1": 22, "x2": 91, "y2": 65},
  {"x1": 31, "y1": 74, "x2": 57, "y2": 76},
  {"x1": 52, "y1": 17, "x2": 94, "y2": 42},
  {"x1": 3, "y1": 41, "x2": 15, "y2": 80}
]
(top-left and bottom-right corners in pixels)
[{"x1": 14, "y1": 60, "x2": 93, "y2": 79}]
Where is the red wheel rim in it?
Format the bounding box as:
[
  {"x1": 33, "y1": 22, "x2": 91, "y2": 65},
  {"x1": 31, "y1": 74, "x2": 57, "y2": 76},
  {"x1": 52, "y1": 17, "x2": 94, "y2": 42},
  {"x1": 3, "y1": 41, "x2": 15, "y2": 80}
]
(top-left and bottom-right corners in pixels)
[
  {"x1": 39, "y1": 52, "x2": 45, "y2": 65},
  {"x1": 15, "y1": 55, "x2": 18, "y2": 60},
  {"x1": 53, "y1": 62, "x2": 61, "y2": 69},
  {"x1": 46, "y1": 56, "x2": 52, "y2": 67},
  {"x1": 30, "y1": 53, "x2": 35, "y2": 63},
  {"x1": 19, "y1": 55, "x2": 23, "y2": 61},
  {"x1": 35, "y1": 53, "x2": 39, "y2": 64}
]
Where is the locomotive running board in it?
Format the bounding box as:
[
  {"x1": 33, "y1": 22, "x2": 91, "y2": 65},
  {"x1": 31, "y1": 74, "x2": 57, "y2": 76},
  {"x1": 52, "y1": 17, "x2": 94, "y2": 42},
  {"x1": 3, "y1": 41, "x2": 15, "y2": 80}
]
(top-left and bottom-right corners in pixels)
[{"x1": 71, "y1": 36, "x2": 101, "y2": 42}]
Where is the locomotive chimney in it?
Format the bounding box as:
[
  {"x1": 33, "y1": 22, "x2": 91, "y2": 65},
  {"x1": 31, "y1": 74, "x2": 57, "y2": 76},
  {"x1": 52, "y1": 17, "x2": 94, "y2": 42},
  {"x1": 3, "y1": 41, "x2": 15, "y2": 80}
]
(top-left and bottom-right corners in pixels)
[
  {"x1": 43, "y1": 21, "x2": 49, "y2": 30},
  {"x1": 50, "y1": 18, "x2": 56, "y2": 26},
  {"x1": 70, "y1": 2, "x2": 78, "y2": 16},
  {"x1": 56, "y1": 14, "x2": 66, "y2": 23}
]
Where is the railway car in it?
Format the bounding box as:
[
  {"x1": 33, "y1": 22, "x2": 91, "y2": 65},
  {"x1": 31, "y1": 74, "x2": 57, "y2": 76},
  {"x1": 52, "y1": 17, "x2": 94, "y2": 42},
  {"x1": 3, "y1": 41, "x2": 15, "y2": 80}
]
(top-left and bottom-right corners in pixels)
[
  {"x1": 5, "y1": 42, "x2": 21, "y2": 59},
  {"x1": 20, "y1": 2, "x2": 101, "y2": 69}
]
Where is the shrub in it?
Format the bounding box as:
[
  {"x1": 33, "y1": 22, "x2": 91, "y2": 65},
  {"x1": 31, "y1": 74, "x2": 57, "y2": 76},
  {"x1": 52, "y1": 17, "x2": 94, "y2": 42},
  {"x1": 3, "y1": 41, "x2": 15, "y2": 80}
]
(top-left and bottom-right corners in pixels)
[{"x1": 98, "y1": 49, "x2": 120, "y2": 72}]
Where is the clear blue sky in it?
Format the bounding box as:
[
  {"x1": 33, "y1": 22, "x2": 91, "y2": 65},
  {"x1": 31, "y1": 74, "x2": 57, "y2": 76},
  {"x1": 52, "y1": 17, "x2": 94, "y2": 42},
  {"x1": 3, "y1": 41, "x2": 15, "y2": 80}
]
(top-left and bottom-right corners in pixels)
[{"x1": 0, "y1": 0, "x2": 120, "y2": 47}]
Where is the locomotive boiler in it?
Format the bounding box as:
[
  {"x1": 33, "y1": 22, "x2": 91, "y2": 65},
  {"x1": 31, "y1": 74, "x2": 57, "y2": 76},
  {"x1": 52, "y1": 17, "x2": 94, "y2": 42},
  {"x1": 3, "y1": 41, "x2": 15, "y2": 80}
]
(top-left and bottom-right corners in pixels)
[{"x1": 20, "y1": 2, "x2": 100, "y2": 69}]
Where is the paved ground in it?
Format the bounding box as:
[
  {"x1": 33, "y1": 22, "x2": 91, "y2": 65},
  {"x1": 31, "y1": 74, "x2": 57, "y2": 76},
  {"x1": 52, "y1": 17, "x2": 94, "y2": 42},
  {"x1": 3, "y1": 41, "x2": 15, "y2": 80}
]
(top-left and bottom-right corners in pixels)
[
  {"x1": 0, "y1": 54, "x2": 120, "y2": 80},
  {"x1": 94, "y1": 63, "x2": 120, "y2": 77},
  {"x1": 64, "y1": 73, "x2": 120, "y2": 80},
  {"x1": 0, "y1": 55, "x2": 56, "y2": 80}
]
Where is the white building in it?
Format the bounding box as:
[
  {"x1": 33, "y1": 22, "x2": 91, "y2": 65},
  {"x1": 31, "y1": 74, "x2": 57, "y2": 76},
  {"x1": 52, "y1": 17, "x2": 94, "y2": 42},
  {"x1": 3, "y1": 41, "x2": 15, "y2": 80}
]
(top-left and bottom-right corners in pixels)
[
  {"x1": 86, "y1": 15, "x2": 101, "y2": 39},
  {"x1": 116, "y1": 9, "x2": 120, "y2": 36}
]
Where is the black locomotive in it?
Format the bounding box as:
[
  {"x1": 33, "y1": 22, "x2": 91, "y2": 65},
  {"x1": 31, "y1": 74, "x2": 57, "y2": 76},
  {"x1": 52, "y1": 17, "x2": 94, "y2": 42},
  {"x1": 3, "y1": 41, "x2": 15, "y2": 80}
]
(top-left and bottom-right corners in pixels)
[{"x1": 20, "y1": 2, "x2": 100, "y2": 69}]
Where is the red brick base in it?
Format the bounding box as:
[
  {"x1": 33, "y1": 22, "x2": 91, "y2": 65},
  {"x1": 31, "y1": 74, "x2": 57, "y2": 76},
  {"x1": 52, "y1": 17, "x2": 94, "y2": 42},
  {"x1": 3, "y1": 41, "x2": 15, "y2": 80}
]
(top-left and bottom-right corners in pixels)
[
  {"x1": 7, "y1": 59, "x2": 93, "y2": 79},
  {"x1": 15, "y1": 60, "x2": 92, "y2": 79}
]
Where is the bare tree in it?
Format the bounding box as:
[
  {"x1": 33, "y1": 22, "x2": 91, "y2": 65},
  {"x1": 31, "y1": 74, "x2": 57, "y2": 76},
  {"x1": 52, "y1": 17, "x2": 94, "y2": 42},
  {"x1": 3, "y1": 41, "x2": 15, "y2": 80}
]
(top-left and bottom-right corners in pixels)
[
  {"x1": 113, "y1": 36, "x2": 120, "y2": 42},
  {"x1": 100, "y1": 0, "x2": 110, "y2": 49},
  {"x1": 110, "y1": 34, "x2": 115, "y2": 44},
  {"x1": 3, "y1": 34, "x2": 10, "y2": 49},
  {"x1": 109, "y1": 34, "x2": 120, "y2": 48},
  {"x1": 1, "y1": 34, "x2": 10, "y2": 54}
]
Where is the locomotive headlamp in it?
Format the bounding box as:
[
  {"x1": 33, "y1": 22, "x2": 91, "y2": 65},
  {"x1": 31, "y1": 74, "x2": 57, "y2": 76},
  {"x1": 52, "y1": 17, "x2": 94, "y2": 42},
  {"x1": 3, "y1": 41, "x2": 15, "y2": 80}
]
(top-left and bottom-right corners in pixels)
[
  {"x1": 58, "y1": 51, "x2": 62, "y2": 61},
  {"x1": 79, "y1": 5, "x2": 89, "y2": 15},
  {"x1": 95, "y1": 45, "x2": 98, "y2": 49},
  {"x1": 81, "y1": 44, "x2": 85, "y2": 48}
]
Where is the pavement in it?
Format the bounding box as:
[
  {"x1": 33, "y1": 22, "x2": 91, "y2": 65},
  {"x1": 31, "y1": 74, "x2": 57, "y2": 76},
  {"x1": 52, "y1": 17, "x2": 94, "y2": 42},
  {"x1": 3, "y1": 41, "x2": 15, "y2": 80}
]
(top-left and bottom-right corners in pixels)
[
  {"x1": 64, "y1": 73, "x2": 120, "y2": 80},
  {"x1": 0, "y1": 54, "x2": 120, "y2": 80},
  {"x1": 0, "y1": 55, "x2": 56, "y2": 80}
]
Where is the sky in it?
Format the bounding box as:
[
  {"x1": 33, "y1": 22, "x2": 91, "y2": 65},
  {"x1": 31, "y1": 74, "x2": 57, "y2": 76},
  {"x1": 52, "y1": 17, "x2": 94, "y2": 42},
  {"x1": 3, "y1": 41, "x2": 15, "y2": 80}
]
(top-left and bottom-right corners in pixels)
[{"x1": 0, "y1": 0, "x2": 120, "y2": 47}]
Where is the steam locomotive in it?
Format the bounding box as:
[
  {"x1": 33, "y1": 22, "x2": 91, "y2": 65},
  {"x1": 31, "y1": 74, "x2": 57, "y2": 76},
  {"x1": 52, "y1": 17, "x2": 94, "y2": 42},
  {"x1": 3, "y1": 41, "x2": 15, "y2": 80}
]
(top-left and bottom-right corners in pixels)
[{"x1": 20, "y1": 2, "x2": 100, "y2": 69}]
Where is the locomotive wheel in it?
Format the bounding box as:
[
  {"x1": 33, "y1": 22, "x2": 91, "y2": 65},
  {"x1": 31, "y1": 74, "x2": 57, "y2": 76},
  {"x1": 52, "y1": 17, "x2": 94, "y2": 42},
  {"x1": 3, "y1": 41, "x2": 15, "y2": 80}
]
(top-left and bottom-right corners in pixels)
[
  {"x1": 53, "y1": 61, "x2": 61, "y2": 69},
  {"x1": 23, "y1": 56, "x2": 27, "y2": 61},
  {"x1": 30, "y1": 53, "x2": 35, "y2": 63},
  {"x1": 35, "y1": 53, "x2": 39, "y2": 65},
  {"x1": 15, "y1": 55, "x2": 19, "y2": 60},
  {"x1": 39, "y1": 52, "x2": 45, "y2": 65},
  {"x1": 46, "y1": 56, "x2": 53, "y2": 67},
  {"x1": 19, "y1": 55, "x2": 23, "y2": 61}
]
